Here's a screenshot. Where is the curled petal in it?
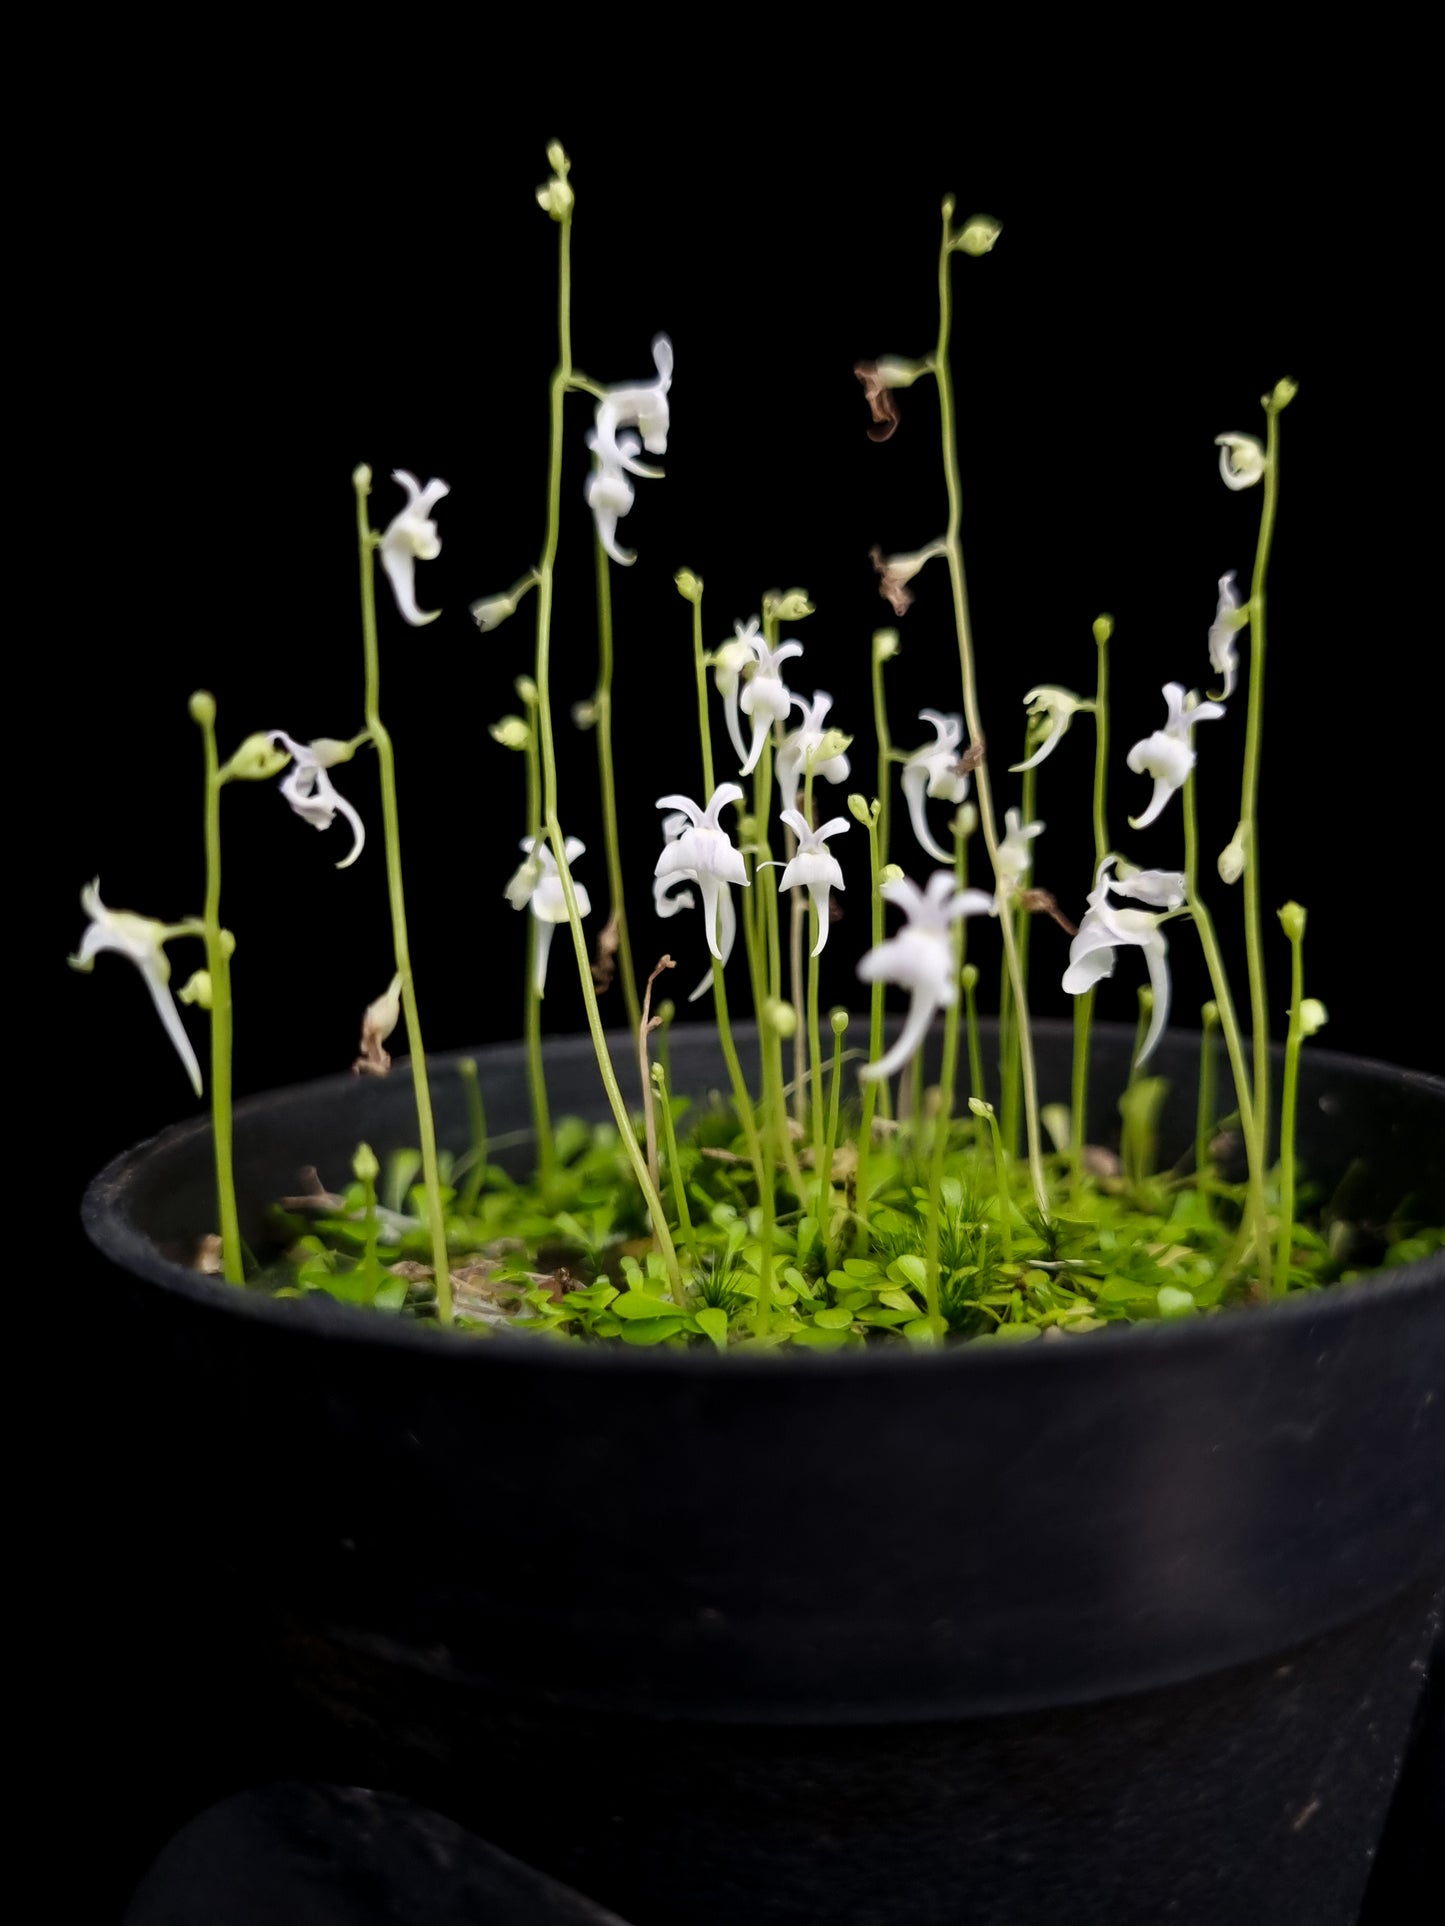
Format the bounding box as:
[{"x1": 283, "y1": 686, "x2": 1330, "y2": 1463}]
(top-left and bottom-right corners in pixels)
[
  {"x1": 807, "y1": 880, "x2": 833, "y2": 956},
  {"x1": 859, "y1": 988, "x2": 938, "y2": 1083},
  {"x1": 655, "y1": 872, "x2": 696, "y2": 918},
  {"x1": 533, "y1": 918, "x2": 556, "y2": 997},
  {"x1": 379, "y1": 541, "x2": 437, "y2": 626},
  {"x1": 1136, "y1": 931, "x2": 1171, "y2": 1065},
  {"x1": 902, "y1": 761, "x2": 953, "y2": 862}
]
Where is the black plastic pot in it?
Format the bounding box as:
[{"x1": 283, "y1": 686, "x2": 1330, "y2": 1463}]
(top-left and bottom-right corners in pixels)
[{"x1": 82, "y1": 1023, "x2": 1445, "y2": 1926}]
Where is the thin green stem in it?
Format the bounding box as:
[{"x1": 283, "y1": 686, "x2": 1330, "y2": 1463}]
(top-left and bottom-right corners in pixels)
[
  {"x1": 1195, "y1": 1004, "x2": 1220, "y2": 1202},
  {"x1": 194, "y1": 702, "x2": 242, "y2": 1285},
  {"x1": 593, "y1": 536, "x2": 642, "y2": 1036},
  {"x1": 1239, "y1": 403, "x2": 1283, "y2": 1163},
  {"x1": 854, "y1": 808, "x2": 888, "y2": 1236},
  {"x1": 1072, "y1": 628, "x2": 1110, "y2": 1191},
  {"x1": 458, "y1": 1057, "x2": 488, "y2": 1216},
  {"x1": 999, "y1": 756, "x2": 1036, "y2": 1161},
  {"x1": 1274, "y1": 912, "x2": 1306, "y2": 1295},
  {"x1": 653, "y1": 1060, "x2": 698, "y2": 1263},
  {"x1": 354, "y1": 471, "x2": 452, "y2": 1324},
  {"x1": 712, "y1": 958, "x2": 772, "y2": 1333},
  {"x1": 804, "y1": 766, "x2": 824, "y2": 1167},
  {"x1": 819, "y1": 1013, "x2": 846, "y2": 1226},
  {"x1": 924, "y1": 826, "x2": 968, "y2": 1328},
  {"x1": 963, "y1": 966, "x2": 987, "y2": 1160},
  {"x1": 872, "y1": 634, "x2": 894, "y2": 867},
  {"x1": 521, "y1": 713, "x2": 554, "y2": 1188},
  {"x1": 935, "y1": 204, "x2": 1048, "y2": 1218},
  {"x1": 689, "y1": 583, "x2": 715, "y2": 798}
]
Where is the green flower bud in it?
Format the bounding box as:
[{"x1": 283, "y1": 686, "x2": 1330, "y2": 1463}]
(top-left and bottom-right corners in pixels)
[
  {"x1": 1157, "y1": 1285, "x2": 1196, "y2": 1319},
  {"x1": 674, "y1": 568, "x2": 704, "y2": 603},
  {"x1": 770, "y1": 589, "x2": 815, "y2": 622},
  {"x1": 188, "y1": 689, "x2": 217, "y2": 727},
  {"x1": 352, "y1": 463, "x2": 373, "y2": 495},
  {"x1": 1218, "y1": 825, "x2": 1247, "y2": 886},
  {"x1": 1092, "y1": 613, "x2": 1114, "y2": 646},
  {"x1": 967, "y1": 1095, "x2": 995, "y2": 1118},
  {"x1": 847, "y1": 794, "x2": 879, "y2": 826},
  {"x1": 764, "y1": 997, "x2": 799, "y2": 1038},
  {"x1": 545, "y1": 139, "x2": 570, "y2": 176},
  {"x1": 221, "y1": 733, "x2": 291, "y2": 782},
  {"x1": 515, "y1": 675, "x2": 538, "y2": 706},
  {"x1": 810, "y1": 728, "x2": 852, "y2": 765},
  {"x1": 873, "y1": 628, "x2": 900, "y2": 662},
  {"x1": 1266, "y1": 376, "x2": 1299, "y2": 413},
  {"x1": 218, "y1": 928, "x2": 237, "y2": 960},
  {"x1": 489, "y1": 716, "x2": 531, "y2": 751},
  {"x1": 960, "y1": 963, "x2": 979, "y2": 992},
  {"x1": 572, "y1": 700, "x2": 599, "y2": 730},
  {"x1": 829, "y1": 1007, "x2": 850, "y2": 1037},
  {"x1": 470, "y1": 593, "x2": 517, "y2": 632},
  {"x1": 1299, "y1": 998, "x2": 1328, "y2": 1037},
  {"x1": 1277, "y1": 901, "x2": 1307, "y2": 942},
  {"x1": 955, "y1": 213, "x2": 1002, "y2": 257},
  {"x1": 655, "y1": 999, "x2": 676, "y2": 1028},
  {"x1": 536, "y1": 176, "x2": 574, "y2": 221},
  {"x1": 738, "y1": 814, "x2": 760, "y2": 845},
  {"x1": 952, "y1": 802, "x2": 979, "y2": 840},
  {"x1": 178, "y1": 969, "x2": 212, "y2": 1009},
  {"x1": 352, "y1": 1141, "x2": 380, "y2": 1185},
  {"x1": 1201, "y1": 1000, "x2": 1220, "y2": 1029},
  {"x1": 878, "y1": 863, "x2": 904, "y2": 886}
]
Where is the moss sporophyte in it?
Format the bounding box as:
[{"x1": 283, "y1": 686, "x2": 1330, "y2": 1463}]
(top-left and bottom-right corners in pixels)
[{"x1": 71, "y1": 151, "x2": 1442, "y2": 1347}]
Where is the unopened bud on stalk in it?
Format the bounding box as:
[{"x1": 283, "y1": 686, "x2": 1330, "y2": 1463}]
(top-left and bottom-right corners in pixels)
[
  {"x1": 955, "y1": 214, "x2": 1002, "y2": 256},
  {"x1": 471, "y1": 593, "x2": 518, "y2": 632},
  {"x1": 968, "y1": 1095, "x2": 995, "y2": 1118},
  {"x1": 1266, "y1": 376, "x2": 1299, "y2": 412},
  {"x1": 874, "y1": 628, "x2": 900, "y2": 662},
  {"x1": 352, "y1": 1142, "x2": 380, "y2": 1184},
  {"x1": 352, "y1": 463, "x2": 373, "y2": 494},
  {"x1": 1218, "y1": 824, "x2": 1247, "y2": 885},
  {"x1": 489, "y1": 716, "x2": 531, "y2": 751},
  {"x1": 878, "y1": 863, "x2": 904, "y2": 886},
  {"x1": 545, "y1": 139, "x2": 569, "y2": 175},
  {"x1": 572, "y1": 700, "x2": 599, "y2": 730},
  {"x1": 655, "y1": 999, "x2": 676, "y2": 1028},
  {"x1": 847, "y1": 794, "x2": 879, "y2": 826},
  {"x1": 1299, "y1": 999, "x2": 1328, "y2": 1036},
  {"x1": 188, "y1": 689, "x2": 217, "y2": 726},
  {"x1": 515, "y1": 675, "x2": 538, "y2": 706},
  {"x1": 960, "y1": 963, "x2": 979, "y2": 993},
  {"x1": 1093, "y1": 614, "x2": 1114, "y2": 646},
  {"x1": 1277, "y1": 901, "x2": 1307, "y2": 942},
  {"x1": 1201, "y1": 1000, "x2": 1220, "y2": 1029},
  {"x1": 830, "y1": 1007, "x2": 850, "y2": 1037},
  {"x1": 222, "y1": 733, "x2": 291, "y2": 782},
  {"x1": 769, "y1": 589, "x2": 815, "y2": 621},
  {"x1": 674, "y1": 568, "x2": 703, "y2": 603},
  {"x1": 178, "y1": 970, "x2": 213, "y2": 1009},
  {"x1": 953, "y1": 802, "x2": 979, "y2": 840},
  {"x1": 764, "y1": 997, "x2": 799, "y2": 1038}
]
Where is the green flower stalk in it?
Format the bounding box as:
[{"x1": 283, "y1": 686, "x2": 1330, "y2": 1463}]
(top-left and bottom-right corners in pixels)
[
  {"x1": 872, "y1": 628, "x2": 899, "y2": 866},
  {"x1": 589, "y1": 535, "x2": 642, "y2": 1035},
  {"x1": 189, "y1": 691, "x2": 245, "y2": 1284},
  {"x1": 1274, "y1": 903, "x2": 1324, "y2": 1294},
  {"x1": 1072, "y1": 614, "x2": 1112, "y2": 1189},
  {"x1": 457, "y1": 1056, "x2": 488, "y2": 1216},
  {"x1": 1195, "y1": 1000, "x2": 1220, "y2": 1201}
]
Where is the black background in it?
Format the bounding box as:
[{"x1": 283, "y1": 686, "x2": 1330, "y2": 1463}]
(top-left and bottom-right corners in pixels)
[{"x1": 37, "y1": 72, "x2": 1440, "y2": 1920}]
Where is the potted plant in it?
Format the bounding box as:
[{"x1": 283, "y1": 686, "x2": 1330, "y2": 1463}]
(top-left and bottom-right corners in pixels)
[{"x1": 72, "y1": 143, "x2": 1443, "y2": 1926}]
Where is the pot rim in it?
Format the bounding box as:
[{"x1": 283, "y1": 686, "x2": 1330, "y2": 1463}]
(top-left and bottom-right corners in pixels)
[{"x1": 82, "y1": 1021, "x2": 1445, "y2": 1377}]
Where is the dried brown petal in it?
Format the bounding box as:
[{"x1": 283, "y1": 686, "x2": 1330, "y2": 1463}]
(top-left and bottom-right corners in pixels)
[
  {"x1": 854, "y1": 363, "x2": 900, "y2": 442},
  {"x1": 591, "y1": 911, "x2": 620, "y2": 993},
  {"x1": 869, "y1": 545, "x2": 915, "y2": 617}
]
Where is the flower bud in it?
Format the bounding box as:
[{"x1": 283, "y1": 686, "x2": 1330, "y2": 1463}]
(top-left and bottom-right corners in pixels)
[
  {"x1": 829, "y1": 1007, "x2": 850, "y2": 1037},
  {"x1": 955, "y1": 214, "x2": 1002, "y2": 256},
  {"x1": 1092, "y1": 613, "x2": 1114, "y2": 646},
  {"x1": 218, "y1": 928, "x2": 237, "y2": 959},
  {"x1": 1277, "y1": 900, "x2": 1307, "y2": 942},
  {"x1": 489, "y1": 716, "x2": 531, "y2": 751},
  {"x1": 873, "y1": 356, "x2": 929, "y2": 389},
  {"x1": 873, "y1": 628, "x2": 900, "y2": 662},
  {"x1": 655, "y1": 999, "x2": 676, "y2": 1028},
  {"x1": 1299, "y1": 998, "x2": 1328, "y2": 1037},
  {"x1": 515, "y1": 675, "x2": 539, "y2": 706},
  {"x1": 960, "y1": 963, "x2": 979, "y2": 993},
  {"x1": 571, "y1": 699, "x2": 599, "y2": 730},
  {"x1": 847, "y1": 794, "x2": 879, "y2": 826},
  {"x1": 770, "y1": 589, "x2": 815, "y2": 621},
  {"x1": 879, "y1": 863, "x2": 905, "y2": 886},
  {"x1": 953, "y1": 802, "x2": 979, "y2": 840},
  {"x1": 967, "y1": 1095, "x2": 995, "y2": 1118},
  {"x1": 471, "y1": 593, "x2": 517, "y2": 631},
  {"x1": 1201, "y1": 1000, "x2": 1220, "y2": 1029},
  {"x1": 764, "y1": 996, "x2": 799, "y2": 1038},
  {"x1": 536, "y1": 176, "x2": 574, "y2": 221},
  {"x1": 352, "y1": 463, "x2": 373, "y2": 494},
  {"x1": 188, "y1": 689, "x2": 217, "y2": 727},
  {"x1": 178, "y1": 969, "x2": 212, "y2": 1009},
  {"x1": 545, "y1": 139, "x2": 570, "y2": 176},
  {"x1": 1218, "y1": 824, "x2": 1247, "y2": 885},
  {"x1": 738, "y1": 814, "x2": 760, "y2": 845},
  {"x1": 674, "y1": 568, "x2": 703, "y2": 603},
  {"x1": 1266, "y1": 376, "x2": 1299, "y2": 413},
  {"x1": 352, "y1": 1141, "x2": 380, "y2": 1185},
  {"x1": 810, "y1": 728, "x2": 852, "y2": 765},
  {"x1": 221, "y1": 733, "x2": 291, "y2": 782}
]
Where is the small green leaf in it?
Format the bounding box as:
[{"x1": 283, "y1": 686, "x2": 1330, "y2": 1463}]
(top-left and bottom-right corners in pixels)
[
  {"x1": 888, "y1": 1254, "x2": 929, "y2": 1291},
  {"x1": 695, "y1": 1306, "x2": 729, "y2": 1351},
  {"x1": 812, "y1": 1305, "x2": 855, "y2": 1330},
  {"x1": 1156, "y1": 1285, "x2": 1197, "y2": 1319},
  {"x1": 879, "y1": 1289, "x2": 918, "y2": 1314},
  {"x1": 612, "y1": 1290, "x2": 684, "y2": 1319},
  {"x1": 617, "y1": 1316, "x2": 690, "y2": 1346}
]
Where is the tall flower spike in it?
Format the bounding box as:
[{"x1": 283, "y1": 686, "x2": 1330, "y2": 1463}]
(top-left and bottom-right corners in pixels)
[
  {"x1": 774, "y1": 811, "x2": 850, "y2": 955},
  {"x1": 738, "y1": 636, "x2": 804, "y2": 777},
  {"x1": 654, "y1": 785, "x2": 749, "y2": 965},
  {"x1": 68, "y1": 880, "x2": 202, "y2": 1095},
  {"x1": 1011, "y1": 687, "x2": 1088, "y2": 772},
  {"x1": 584, "y1": 427, "x2": 662, "y2": 567},
  {"x1": 1126, "y1": 683, "x2": 1226, "y2": 830},
  {"x1": 993, "y1": 807, "x2": 1043, "y2": 910},
  {"x1": 901, "y1": 709, "x2": 970, "y2": 862},
  {"x1": 379, "y1": 470, "x2": 448, "y2": 626},
  {"x1": 1207, "y1": 571, "x2": 1248, "y2": 700},
  {"x1": 513, "y1": 836, "x2": 590, "y2": 996},
  {"x1": 1214, "y1": 433, "x2": 1267, "y2": 491},
  {"x1": 1061, "y1": 859, "x2": 1177, "y2": 1065},
  {"x1": 776, "y1": 690, "x2": 852, "y2": 814},
  {"x1": 267, "y1": 732, "x2": 365, "y2": 868},
  {"x1": 856, "y1": 871, "x2": 993, "y2": 1082}
]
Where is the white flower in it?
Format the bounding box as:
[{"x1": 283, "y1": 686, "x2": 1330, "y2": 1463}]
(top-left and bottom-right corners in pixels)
[
  {"x1": 1110, "y1": 860, "x2": 1187, "y2": 909},
  {"x1": 584, "y1": 426, "x2": 662, "y2": 567},
  {"x1": 774, "y1": 811, "x2": 850, "y2": 955},
  {"x1": 654, "y1": 811, "x2": 740, "y2": 1005},
  {"x1": 1214, "y1": 433, "x2": 1267, "y2": 491},
  {"x1": 712, "y1": 620, "x2": 759, "y2": 767},
  {"x1": 1061, "y1": 859, "x2": 1178, "y2": 1065},
  {"x1": 512, "y1": 836, "x2": 590, "y2": 996},
  {"x1": 267, "y1": 732, "x2": 365, "y2": 869},
  {"x1": 1207, "y1": 571, "x2": 1248, "y2": 700},
  {"x1": 1010, "y1": 686, "x2": 1089, "y2": 772},
  {"x1": 776, "y1": 690, "x2": 851, "y2": 814},
  {"x1": 595, "y1": 334, "x2": 674, "y2": 459},
  {"x1": 993, "y1": 807, "x2": 1043, "y2": 909},
  {"x1": 379, "y1": 470, "x2": 448, "y2": 626},
  {"x1": 737, "y1": 635, "x2": 805, "y2": 777},
  {"x1": 1126, "y1": 683, "x2": 1226, "y2": 830},
  {"x1": 856, "y1": 871, "x2": 993, "y2": 1082},
  {"x1": 654, "y1": 784, "x2": 749, "y2": 969},
  {"x1": 901, "y1": 710, "x2": 971, "y2": 862},
  {"x1": 68, "y1": 880, "x2": 202, "y2": 1095}
]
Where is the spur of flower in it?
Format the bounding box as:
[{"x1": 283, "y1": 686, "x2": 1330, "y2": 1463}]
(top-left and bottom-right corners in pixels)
[
  {"x1": 267, "y1": 732, "x2": 365, "y2": 868},
  {"x1": 1061, "y1": 857, "x2": 1185, "y2": 1064},
  {"x1": 773, "y1": 812, "x2": 849, "y2": 954},
  {"x1": 379, "y1": 471, "x2": 448, "y2": 627},
  {"x1": 776, "y1": 691, "x2": 851, "y2": 814},
  {"x1": 509, "y1": 836, "x2": 590, "y2": 995},
  {"x1": 902, "y1": 710, "x2": 971, "y2": 862},
  {"x1": 654, "y1": 785, "x2": 749, "y2": 965},
  {"x1": 857, "y1": 871, "x2": 993, "y2": 1082},
  {"x1": 1207, "y1": 572, "x2": 1248, "y2": 701},
  {"x1": 1127, "y1": 683, "x2": 1226, "y2": 830},
  {"x1": 68, "y1": 881, "x2": 203, "y2": 1095}
]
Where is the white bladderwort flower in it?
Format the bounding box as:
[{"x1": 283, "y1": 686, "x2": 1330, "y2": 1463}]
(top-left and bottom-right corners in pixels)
[
  {"x1": 654, "y1": 785, "x2": 750, "y2": 969},
  {"x1": 595, "y1": 334, "x2": 674, "y2": 459},
  {"x1": 1061, "y1": 858, "x2": 1179, "y2": 1064},
  {"x1": 1207, "y1": 571, "x2": 1248, "y2": 700},
  {"x1": 713, "y1": 620, "x2": 759, "y2": 766},
  {"x1": 857, "y1": 872, "x2": 993, "y2": 1082},
  {"x1": 993, "y1": 807, "x2": 1043, "y2": 910},
  {"x1": 737, "y1": 636, "x2": 804, "y2": 777},
  {"x1": 267, "y1": 732, "x2": 365, "y2": 869},
  {"x1": 655, "y1": 811, "x2": 739, "y2": 1005},
  {"x1": 774, "y1": 811, "x2": 850, "y2": 956},
  {"x1": 902, "y1": 710, "x2": 970, "y2": 863},
  {"x1": 776, "y1": 690, "x2": 852, "y2": 814},
  {"x1": 379, "y1": 470, "x2": 448, "y2": 626},
  {"x1": 1214, "y1": 433, "x2": 1267, "y2": 491},
  {"x1": 511, "y1": 836, "x2": 590, "y2": 996},
  {"x1": 1011, "y1": 686, "x2": 1089, "y2": 772},
  {"x1": 68, "y1": 880, "x2": 202, "y2": 1095},
  {"x1": 1126, "y1": 682, "x2": 1227, "y2": 830}
]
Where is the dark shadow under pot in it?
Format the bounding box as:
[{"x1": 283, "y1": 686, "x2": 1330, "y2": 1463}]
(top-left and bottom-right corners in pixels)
[{"x1": 81, "y1": 1022, "x2": 1445, "y2": 1926}]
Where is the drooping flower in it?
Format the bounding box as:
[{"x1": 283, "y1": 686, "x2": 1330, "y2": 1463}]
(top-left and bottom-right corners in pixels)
[
  {"x1": 379, "y1": 471, "x2": 448, "y2": 626},
  {"x1": 869, "y1": 539, "x2": 947, "y2": 616},
  {"x1": 901, "y1": 710, "x2": 971, "y2": 862},
  {"x1": 1011, "y1": 686, "x2": 1089, "y2": 772},
  {"x1": 776, "y1": 690, "x2": 852, "y2": 814},
  {"x1": 1214, "y1": 433, "x2": 1267, "y2": 491},
  {"x1": 654, "y1": 811, "x2": 739, "y2": 1005},
  {"x1": 856, "y1": 872, "x2": 993, "y2": 1082},
  {"x1": 594, "y1": 334, "x2": 673, "y2": 459},
  {"x1": 1126, "y1": 683, "x2": 1226, "y2": 830},
  {"x1": 584, "y1": 426, "x2": 662, "y2": 567},
  {"x1": 68, "y1": 881, "x2": 202, "y2": 1095},
  {"x1": 774, "y1": 811, "x2": 850, "y2": 955},
  {"x1": 267, "y1": 732, "x2": 365, "y2": 868},
  {"x1": 993, "y1": 807, "x2": 1043, "y2": 910},
  {"x1": 653, "y1": 785, "x2": 749, "y2": 966},
  {"x1": 1061, "y1": 858, "x2": 1180, "y2": 1064},
  {"x1": 510, "y1": 836, "x2": 590, "y2": 996},
  {"x1": 737, "y1": 635, "x2": 804, "y2": 777},
  {"x1": 353, "y1": 972, "x2": 403, "y2": 1076},
  {"x1": 713, "y1": 619, "x2": 760, "y2": 766},
  {"x1": 1207, "y1": 571, "x2": 1248, "y2": 700}
]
